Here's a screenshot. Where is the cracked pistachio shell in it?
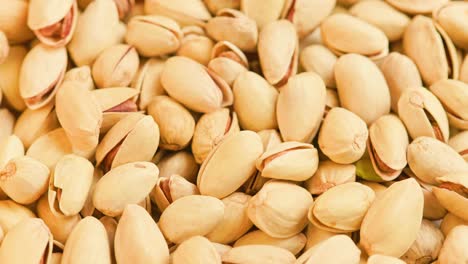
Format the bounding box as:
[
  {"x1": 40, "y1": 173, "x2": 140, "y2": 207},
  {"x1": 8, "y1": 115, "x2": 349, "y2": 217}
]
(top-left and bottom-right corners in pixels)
[
  {"x1": 258, "y1": 20, "x2": 298, "y2": 87},
  {"x1": 161, "y1": 56, "x2": 233, "y2": 113},
  {"x1": 234, "y1": 230, "x2": 306, "y2": 255},
  {"x1": 27, "y1": 128, "x2": 73, "y2": 171},
  {"x1": 0, "y1": 31, "x2": 8, "y2": 64},
  {"x1": 177, "y1": 26, "x2": 214, "y2": 65},
  {"x1": 440, "y1": 213, "x2": 468, "y2": 237},
  {"x1": 204, "y1": 0, "x2": 240, "y2": 14},
  {"x1": 433, "y1": 172, "x2": 468, "y2": 221},
  {"x1": 0, "y1": 218, "x2": 52, "y2": 264},
  {"x1": 438, "y1": 225, "x2": 468, "y2": 264},
  {"x1": 401, "y1": 219, "x2": 444, "y2": 264},
  {"x1": 96, "y1": 113, "x2": 159, "y2": 172},
  {"x1": 309, "y1": 182, "x2": 375, "y2": 233},
  {"x1": 115, "y1": 204, "x2": 169, "y2": 264},
  {"x1": 37, "y1": 195, "x2": 80, "y2": 245},
  {"x1": 206, "y1": 192, "x2": 253, "y2": 244},
  {"x1": 296, "y1": 235, "x2": 360, "y2": 264},
  {"x1": 68, "y1": 0, "x2": 125, "y2": 66},
  {"x1": 48, "y1": 154, "x2": 94, "y2": 216},
  {"x1": 62, "y1": 217, "x2": 111, "y2": 264},
  {"x1": 132, "y1": 58, "x2": 166, "y2": 110},
  {"x1": 159, "y1": 195, "x2": 225, "y2": 244},
  {"x1": 206, "y1": 9, "x2": 257, "y2": 52},
  {"x1": 233, "y1": 71, "x2": 278, "y2": 131},
  {"x1": 321, "y1": 14, "x2": 388, "y2": 58},
  {"x1": 386, "y1": 0, "x2": 448, "y2": 15},
  {"x1": 335, "y1": 53, "x2": 390, "y2": 125},
  {"x1": 448, "y1": 130, "x2": 468, "y2": 161},
  {"x1": 433, "y1": 2, "x2": 468, "y2": 49},
  {"x1": 144, "y1": 0, "x2": 211, "y2": 27},
  {"x1": 0, "y1": 109, "x2": 15, "y2": 144},
  {"x1": 242, "y1": 170, "x2": 269, "y2": 196},
  {"x1": 0, "y1": 200, "x2": 36, "y2": 233},
  {"x1": 398, "y1": 87, "x2": 449, "y2": 142},
  {"x1": 197, "y1": 131, "x2": 263, "y2": 198},
  {"x1": 147, "y1": 96, "x2": 194, "y2": 151},
  {"x1": 0, "y1": 45, "x2": 27, "y2": 111},
  {"x1": 403, "y1": 15, "x2": 459, "y2": 86},
  {"x1": 192, "y1": 108, "x2": 240, "y2": 164},
  {"x1": 430, "y1": 79, "x2": 468, "y2": 130},
  {"x1": 92, "y1": 44, "x2": 139, "y2": 88},
  {"x1": 319, "y1": 107, "x2": 369, "y2": 164},
  {"x1": 156, "y1": 151, "x2": 199, "y2": 183},
  {"x1": 173, "y1": 236, "x2": 221, "y2": 264},
  {"x1": 0, "y1": 156, "x2": 49, "y2": 204},
  {"x1": 461, "y1": 55, "x2": 468, "y2": 84},
  {"x1": 407, "y1": 137, "x2": 468, "y2": 185},
  {"x1": 305, "y1": 161, "x2": 356, "y2": 195},
  {"x1": 125, "y1": 15, "x2": 182, "y2": 57},
  {"x1": 0, "y1": 135, "x2": 24, "y2": 169},
  {"x1": 240, "y1": 0, "x2": 285, "y2": 29},
  {"x1": 349, "y1": 1, "x2": 409, "y2": 42},
  {"x1": 299, "y1": 44, "x2": 337, "y2": 88},
  {"x1": 257, "y1": 129, "x2": 282, "y2": 150},
  {"x1": 93, "y1": 162, "x2": 159, "y2": 217},
  {"x1": 19, "y1": 43, "x2": 67, "y2": 110},
  {"x1": 27, "y1": 0, "x2": 78, "y2": 47},
  {"x1": 151, "y1": 174, "x2": 199, "y2": 212},
  {"x1": 379, "y1": 52, "x2": 423, "y2": 113},
  {"x1": 247, "y1": 180, "x2": 313, "y2": 238},
  {"x1": 277, "y1": 72, "x2": 326, "y2": 142},
  {"x1": 368, "y1": 255, "x2": 406, "y2": 264},
  {"x1": 360, "y1": 178, "x2": 424, "y2": 257},
  {"x1": 304, "y1": 223, "x2": 340, "y2": 251},
  {"x1": 256, "y1": 142, "x2": 318, "y2": 181},
  {"x1": 0, "y1": 0, "x2": 34, "y2": 44},
  {"x1": 208, "y1": 41, "x2": 248, "y2": 86},
  {"x1": 222, "y1": 245, "x2": 296, "y2": 264}
]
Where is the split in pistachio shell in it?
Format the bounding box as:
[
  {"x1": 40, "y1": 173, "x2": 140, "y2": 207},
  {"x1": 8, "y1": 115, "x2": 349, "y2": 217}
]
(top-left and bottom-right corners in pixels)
[
  {"x1": 401, "y1": 219, "x2": 444, "y2": 264},
  {"x1": 0, "y1": 135, "x2": 24, "y2": 169},
  {"x1": 433, "y1": 2, "x2": 468, "y2": 50},
  {"x1": 131, "y1": 58, "x2": 166, "y2": 110},
  {"x1": 296, "y1": 235, "x2": 361, "y2": 264},
  {"x1": 438, "y1": 225, "x2": 468, "y2": 264},
  {"x1": 234, "y1": 230, "x2": 306, "y2": 255},
  {"x1": 156, "y1": 151, "x2": 200, "y2": 183},
  {"x1": 440, "y1": 213, "x2": 468, "y2": 237},
  {"x1": 305, "y1": 160, "x2": 356, "y2": 195},
  {"x1": 96, "y1": 113, "x2": 159, "y2": 172},
  {"x1": 204, "y1": 0, "x2": 240, "y2": 15},
  {"x1": 27, "y1": 0, "x2": 78, "y2": 47},
  {"x1": 161, "y1": 56, "x2": 233, "y2": 113},
  {"x1": 19, "y1": 43, "x2": 67, "y2": 110},
  {"x1": 258, "y1": 19, "x2": 298, "y2": 87},
  {"x1": 448, "y1": 130, "x2": 468, "y2": 162},
  {"x1": 0, "y1": 109, "x2": 15, "y2": 145},
  {"x1": 222, "y1": 245, "x2": 296, "y2": 264},
  {"x1": 386, "y1": 0, "x2": 448, "y2": 15},
  {"x1": 0, "y1": 31, "x2": 9, "y2": 64},
  {"x1": 240, "y1": 0, "x2": 285, "y2": 29},
  {"x1": 0, "y1": 200, "x2": 36, "y2": 233},
  {"x1": 144, "y1": 0, "x2": 212, "y2": 27},
  {"x1": 177, "y1": 26, "x2": 214, "y2": 65},
  {"x1": 430, "y1": 79, "x2": 468, "y2": 130},
  {"x1": 0, "y1": 45, "x2": 27, "y2": 112},
  {"x1": 432, "y1": 172, "x2": 468, "y2": 221},
  {"x1": 172, "y1": 236, "x2": 221, "y2": 264},
  {"x1": 0, "y1": 0, "x2": 35, "y2": 44},
  {"x1": 299, "y1": 44, "x2": 337, "y2": 88},
  {"x1": 151, "y1": 174, "x2": 199, "y2": 212},
  {"x1": 125, "y1": 15, "x2": 183, "y2": 57},
  {"x1": 209, "y1": 41, "x2": 249, "y2": 86},
  {"x1": 0, "y1": 218, "x2": 53, "y2": 264},
  {"x1": 63, "y1": 66, "x2": 95, "y2": 91}
]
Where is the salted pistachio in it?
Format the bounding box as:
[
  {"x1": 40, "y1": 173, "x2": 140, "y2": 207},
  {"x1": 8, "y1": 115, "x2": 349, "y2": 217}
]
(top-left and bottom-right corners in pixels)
[
  {"x1": 0, "y1": 31, "x2": 8, "y2": 64},
  {"x1": 115, "y1": 204, "x2": 169, "y2": 264},
  {"x1": 432, "y1": 172, "x2": 468, "y2": 221},
  {"x1": 144, "y1": 0, "x2": 212, "y2": 27},
  {"x1": 222, "y1": 245, "x2": 296, "y2": 264},
  {"x1": 299, "y1": 45, "x2": 337, "y2": 88},
  {"x1": 319, "y1": 107, "x2": 368, "y2": 164},
  {"x1": 430, "y1": 79, "x2": 468, "y2": 130},
  {"x1": 234, "y1": 230, "x2": 306, "y2": 255},
  {"x1": 440, "y1": 213, "x2": 468, "y2": 237},
  {"x1": 461, "y1": 55, "x2": 468, "y2": 84},
  {"x1": 448, "y1": 130, "x2": 468, "y2": 162},
  {"x1": 334, "y1": 53, "x2": 390, "y2": 125},
  {"x1": 438, "y1": 225, "x2": 468, "y2": 264},
  {"x1": 248, "y1": 180, "x2": 313, "y2": 238},
  {"x1": 0, "y1": 109, "x2": 15, "y2": 146},
  {"x1": 403, "y1": 15, "x2": 459, "y2": 86},
  {"x1": 93, "y1": 162, "x2": 159, "y2": 217},
  {"x1": 206, "y1": 9, "x2": 257, "y2": 52},
  {"x1": 0, "y1": 156, "x2": 49, "y2": 204},
  {"x1": 96, "y1": 113, "x2": 159, "y2": 172},
  {"x1": 368, "y1": 255, "x2": 406, "y2": 264},
  {"x1": 257, "y1": 129, "x2": 282, "y2": 150},
  {"x1": 161, "y1": 56, "x2": 233, "y2": 113},
  {"x1": 0, "y1": 135, "x2": 24, "y2": 169},
  {"x1": 0, "y1": 0, "x2": 34, "y2": 44},
  {"x1": 147, "y1": 96, "x2": 194, "y2": 151},
  {"x1": 433, "y1": 2, "x2": 468, "y2": 49},
  {"x1": 19, "y1": 43, "x2": 67, "y2": 110},
  {"x1": 125, "y1": 15, "x2": 182, "y2": 57},
  {"x1": 37, "y1": 195, "x2": 80, "y2": 245},
  {"x1": 379, "y1": 52, "x2": 423, "y2": 113},
  {"x1": 277, "y1": 72, "x2": 326, "y2": 142},
  {"x1": 151, "y1": 174, "x2": 199, "y2": 212},
  {"x1": 233, "y1": 71, "x2": 278, "y2": 131},
  {"x1": 321, "y1": 14, "x2": 388, "y2": 59},
  {"x1": 131, "y1": 58, "x2": 166, "y2": 110},
  {"x1": 0, "y1": 218, "x2": 52, "y2": 264},
  {"x1": 172, "y1": 236, "x2": 221, "y2": 264},
  {"x1": 197, "y1": 131, "x2": 263, "y2": 198},
  {"x1": 27, "y1": 0, "x2": 78, "y2": 47},
  {"x1": 62, "y1": 217, "x2": 112, "y2": 264},
  {"x1": 296, "y1": 235, "x2": 361, "y2": 264},
  {"x1": 386, "y1": 0, "x2": 448, "y2": 15},
  {"x1": 0, "y1": 200, "x2": 36, "y2": 233},
  {"x1": 240, "y1": 0, "x2": 285, "y2": 29},
  {"x1": 0, "y1": 45, "x2": 27, "y2": 111},
  {"x1": 360, "y1": 178, "x2": 424, "y2": 257},
  {"x1": 258, "y1": 20, "x2": 298, "y2": 87},
  {"x1": 401, "y1": 219, "x2": 444, "y2": 264},
  {"x1": 209, "y1": 41, "x2": 248, "y2": 86},
  {"x1": 206, "y1": 192, "x2": 253, "y2": 244},
  {"x1": 177, "y1": 26, "x2": 214, "y2": 65},
  {"x1": 407, "y1": 137, "x2": 468, "y2": 185},
  {"x1": 305, "y1": 161, "x2": 355, "y2": 195},
  {"x1": 68, "y1": 0, "x2": 125, "y2": 66},
  {"x1": 157, "y1": 151, "x2": 200, "y2": 183},
  {"x1": 159, "y1": 195, "x2": 224, "y2": 244}
]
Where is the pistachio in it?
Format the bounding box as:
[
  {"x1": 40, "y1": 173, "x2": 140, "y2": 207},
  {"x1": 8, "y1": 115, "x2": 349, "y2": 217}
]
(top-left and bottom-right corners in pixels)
[
  {"x1": 99, "y1": 216, "x2": 117, "y2": 264},
  {"x1": 318, "y1": 107, "x2": 369, "y2": 164},
  {"x1": 161, "y1": 56, "x2": 233, "y2": 113},
  {"x1": 386, "y1": 0, "x2": 449, "y2": 15},
  {"x1": 401, "y1": 219, "x2": 444, "y2": 264},
  {"x1": 131, "y1": 58, "x2": 167, "y2": 110},
  {"x1": 0, "y1": 135, "x2": 24, "y2": 169},
  {"x1": 177, "y1": 26, "x2": 214, "y2": 65},
  {"x1": 172, "y1": 236, "x2": 221, "y2": 264},
  {"x1": 63, "y1": 66, "x2": 95, "y2": 91},
  {"x1": 197, "y1": 131, "x2": 263, "y2": 198},
  {"x1": 256, "y1": 129, "x2": 282, "y2": 150},
  {"x1": 258, "y1": 20, "x2": 298, "y2": 87},
  {"x1": 438, "y1": 225, "x2": 468, "y2": 264},
  {"x1": 93, "y1": 162, "x2": 159, "y2": 217},
  {"x1": 115, "y1": 204, "x2": 170, "y2": 264},
  {"x1": 440, "y1": 213, "x2": 468, "y2": 237},
  {"x1": 234, "y1": 230, "x2": 306, "y2": 255},
  {"x1": 299, "y1": 44, "x2": 337, "y2": 88},
  {"x1": 432, "y1": 172, "x2": 468, "y2": 221},
  {"x1": 433, "y1": 2, "x2": 468, "y2": 49},
  {"x1": 113, "y1": 0, "x2": 134, "y2": 20},
  {"x1": 151, "y1": 174, "x2": 199, "y2": 212},
  {"x1": 159, "y1": 195, "x2": 225, "y2": 244},
  {"x1": 461, "y1": 54, "x2": 468, "y2": 84},
  {"x1": 144, "y1": 0, "x2": 212, "y2": 27},
  {"x1": 204, "y1": 0, "x2": 240, "y2": 14},
  {"x1": 0, "y1": 31, "x2": 9, "y2": 64},
  {"x1": 156, "y1": 150, "x2": 200, "y2": 183},
  {"x1": 240, "y1": 0, "x2": 285, "y2": 29},
  {"x1": 0, "y1": 45, "x2": 27, "y2": 111},
  {"x1": 296, "y1": 235, "x2": 361, "y2": 264},
  {"x1": 368, "y1": 255, "x2": 406, "y2": 264},
  {"x1": 0, "y1": 109, "x2": 15, "y2": 145},
  {"x1": 222, "y1": 245, "x2": 296, "y2": 264},
  {"x1": 80, "y1": 169, "x2": 102, "y2": 217},
  {"x1": 147, "y1": 96, "x2": 195, "y2": 151},
  {"x1": 448, "y1": 130, "x2": 468, "y2": 162},
  {"x1": 242, "y1": 170, "x2": 269, "y2": 196},
  {"x1": 277, "y1": 72, "x2": 326, "y2": 142},
  {"x1": 305, "y1": 161, "x2": 356, "y2": 195},
  {"x1": 334, "y1": 53, "x2": 391, "y2": 125},
  {"x1": 429, "y1": 79, "x2": 468, "y2": 130},
  {"x1": 0, "y1": 0, "x2": 34, "y2": 44},
  {"x1": 304, "y1": 223, "x2": 340, "y2": 251},
  {"x1": 209, "y1": 41, "x2": 249, "y2": 86},
  {"x1": 0, "y1": 200, "x2": 36, "y2": 233},
  {"x1": 417, "y1": 178, "x2": 448, "y2": 220}
]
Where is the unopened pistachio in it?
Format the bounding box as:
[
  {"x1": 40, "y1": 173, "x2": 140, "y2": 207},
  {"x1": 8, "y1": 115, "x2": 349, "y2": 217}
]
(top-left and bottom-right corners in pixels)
[
  {"x1": 296, "y1": 235, "x2": 361, "y2": 264},
  {"x1": 234, "y1": 230, "x2": 306, "y2": 255},
  {"x1": 448, "y1": 130, "x2": 468, "y2": 162},
  {"x1": 156, "y1": 150, "x2": 200, "y2": 183},
  {"x1": 438, "y1": 225, "x2": 468, "y2": 264},
  {"x1": 429, "y1": 79, "x2": 468, "y2": 130},
  {"x1": 222, "y1": 245, "x2": 296, "y2": 264},
  {"x1": 177, "y1": 26, "x2": 214, "y2": 65},
  {"x1": 151, "y1": 174, "x2": 199, "y2": 212},
  {"x1": 299, "y1": 44, "x2": 337, "y2": 88},
  {"x1": 209, "y1": 41, "x2": 249, "y2": 86},
  {"x1": 144, "y1": 0, "x2": 212, "y2": 27},
  {"x1": 0, "y1": 200, "x2": 36, "y2": 233},
  {"x1": 0, "y1": 135, "x2": 24, "y2": 169},
  {"x1": 0, "y1": 0, "x2": 35, "y2": 44},
  {"x1": 172, "y1": 236, "x2": 221, "y2": 264},
  {"x1": 132, "y1": 58, "x2": 166, "y2": 110},
  {"x1": 0, "y1": 45, "x2": 27, "y2": 112},
  {"x1": 401, "y1": 219, "x2": 444, "y2": 264},
  {"x1": 305, "y1": 161, "x2": 356, "y2": 195}
]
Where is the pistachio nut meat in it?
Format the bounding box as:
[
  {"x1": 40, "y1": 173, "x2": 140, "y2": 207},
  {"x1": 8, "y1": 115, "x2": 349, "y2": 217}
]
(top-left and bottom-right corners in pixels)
[
  {"x1": 401, "y1": 219, "x2": 444, "y2": 264},
  {"x1": 209, "y1": 40, "x2": 249, "y2": 86},
  {"x1": 222, "y1": 245, "x2": 296, "y2": 264},
  {"x1": 429, "y1": 79, "x2": 468, "y2": 130},
  {"x1": 296, "y1": 235, "x2": 361, "y2": 264},
  {"x1": 151, "y1": 174, "x2": 200, "y2": 212},
  {"x1": 234, "y1": 230, "x2": 306, "y2": 255},
  {"x1": 385, "y1": 0, "x2": 449, "y2": 15},
  {"x1": 0, "y1": 0, "x2": 35, "y2": 44},
  {"x1": 433, "y1": 2, "x2": 468, "y2": 49},
  {"x1": 0, "y1": 45, "x2": 28, "y2": 112},
  {"x1": 177, "y1": 25, "x2": 214, "y2": 65},
  {"x1": 438, "y1": 225, "x2": 468, "y2": 264},
  {"x1": 299, "y1": 44, "x2": 337, "y2": 88},
  {"x1": 131, "y1": 58, "x2": 167, "y2": 110},
  {"x1": 448, "y1": 130, "x2": 468, "y2": 162},
  {"x1": 144, "y1": 0, "x2": 212, "y2": 27},
  {"x1": 172, "y1": 235, "x2": 221, "y2": 264},
  {"x1": 304, "y1": 160, "x2": 356, "y2": 195},
  {"x1": 432, "y1": 172, "x2": 468, "y2": 221}
]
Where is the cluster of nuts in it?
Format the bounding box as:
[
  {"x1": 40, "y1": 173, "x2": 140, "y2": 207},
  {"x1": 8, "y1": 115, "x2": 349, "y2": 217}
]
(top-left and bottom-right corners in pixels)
[{"x1": 0, "y1": 0, "x2": 468, "y2": 263}]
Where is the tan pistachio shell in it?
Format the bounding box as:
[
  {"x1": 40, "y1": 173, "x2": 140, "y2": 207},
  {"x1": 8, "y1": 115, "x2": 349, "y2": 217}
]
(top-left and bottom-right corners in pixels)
[
  {"x1": 156, "y1": 150, "x2": 200, "y2": 183},
  {"x1": 305, "y1": 161, "x2": 356, "y2": 195},
  {"x1": 0, "y1": 45, "x2": 27, "y2": 111},
  {"x1": 304, "y1": 223, "x2": 341, "y2": 251},
  {"x1": 92, "y1": 87, "x2": 139, "y2": 112},
  {"x1": 63, "y1": 65, "x2": 95, "y2": 90},
  {"x1": 172, "y1": 236, "x2": 221, "y2": 264},
  {"x1": 234, "y1": 230, "x2": 306, "y2": 255},
  {"x1": 432, "y1": 172, "x2": 468, "y2": 221},
  {"x1": 0, "y1": 135, "x2": 24, "y2": 169},
  {"x1": 448, "y1": 130, "x2": 468, "y2": 162},
  {"x1": 222, "y1": 245, "x2": 296, "y2": 264},
  {"x1": 256, "y1": 129, "x2": 282, "y2": 151},
  {"x1": 177, "y1": 26, "x2": 214, "y2": 65},
  {"x1": 99, "y1": 216, "x2": 117, "y2": 264},
  {"x1": 401, "y1": 219, "x2": 444, "y2": 264},
  {"x1": 386, "y1": 0, "x2": 448, "y2": 15},
  {"x1": 240, "y1": 0, "x2": 285, "y2": 29},
  {"x1": 131, "y1": 58, "x2": 166, "y2": 110},
  {"x1": 0, "y1": 30, "x2": 9, "y2": 64},
  {"x1": 368, "y1": 255, "x2": 406, "y2": 264},
  {"x1": 440, "y1": 213, "x2": 468, "y2": 237},
  {"x1": 80, "y1": 169, "x2": 102, "y2": 217},
  {"x1": 430, "y1": 79, "x2": 468, "y2": 130},
  {"x1": 414, "y1": 178, "x2": 448, "y2": 220},
  {"x1": 361, "y1": 181, "x2": 388, "y2": 199},
  {"x1": 299, "y1": 44, "x2": 337, "y2": 88},
  {"x1": 461, "y1": 55, "x2": 468, "y2": 84},
  {"x1": 0, "y1": 200, "x2": 36, "y2": 233},
  {"x1": 151, "y1": 174, "x2": 199, "y2": 212},
  {"x1": 296, "y1": 235, "x2": 360, "y2": 264},
  {"x1": 210, "y1": 242, "x2": 232, "y2": 258},
  {"x1": 144, "y1": 0, "x2": 212, "y2": 27},
  {"x1": 438, "y1": 225, "x2": 468, "y2": 264},
  {"x1": 208, "y1": 40, "x2": 248, "y2": 86},
  {"x1": 0, "y1": 109, "x2": 15, "y2": 144},
  {"x1": 204, "y1": 0, "x2": 240, "y2": 14},
  {"x1": 0, "y1": 0, "x2": 34, "y2": 44},
  {"x1": 433, "y1": 2, "x2": 468, "y2": 49}
]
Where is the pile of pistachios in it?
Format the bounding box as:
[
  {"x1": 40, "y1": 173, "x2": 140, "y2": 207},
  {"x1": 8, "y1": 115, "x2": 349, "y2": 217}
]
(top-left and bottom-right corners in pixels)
[{"x1": 0, "y1": 0, "x2": 467, "y2": 263}]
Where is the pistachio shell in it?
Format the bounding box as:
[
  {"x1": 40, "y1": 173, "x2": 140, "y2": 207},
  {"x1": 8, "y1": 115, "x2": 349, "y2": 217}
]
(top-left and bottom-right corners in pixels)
[
  {"x1": 438, "y1": 225, "x2": 468, "y2": 263},
  {"x1": 440, "y1": 213, "x2": 468, "y2": 236},
  {"x1": 151, "y1": 174, "x2": 199, "y2": 212},
  {"x1": 0, "y1": 109, "x2": 15, "y2": 144},
  {"x1": 99, "y1": 216, "x2": 117, "y2": 264},
  {"x1": 386, "y1": 0, "x2": 448, "y2": 15},
  {"x1": 235, "y1": 230, "x2": 306, "y2": 255},
  {"x1": 172, "y1": 236, "x2": 221, "y2": 264},
  {"x1": 0, "y1": 135, "x2": 24, "y2": 169},
  {"x1": 177, "y1": 26, "x2": 214, "y2": 65},
  {"x1": 0, "y1": 0, "x2": 34, "y2": 44},
  {"x1": 222, "y1": 245, "x2": 296, "y2": 264},
  {"x1": 368, "y1": 255, "x2": 406, "y2": 264},
  {"x1": 433, "y1": 2, "x2": 468, "y2": 49},
  {"x1": 305, "y1": 161, "x2": 356, "y2": 195},
  {"x1": 296, "y1": 235, "x2": 360, "y2": 264},
  {"x1": 401, "y1": 219, "x2": 444, "y2": 264},
  {"x1": 448, "y1": 130, "x2": 468, "y2": 162},
  {"x1": 432, "y1": 172, "x2": 468, "y2": 221},
  {"x1": 80, "y1": 169, "x2": 102, "y2": 217},
  {"x1": 156, "y1": 150, "x2": 200, "y2": 183},
  {"x1": 430, "y1": 79, "x2": 468, "y2": 130},
  {"x1": 0, "y1": 45, "x2": 27, "y2": 111},
  {"x1": 416, "y1": 178, "x2": 448, "y2": 220},
  {"x1": 304, "y1": 223, "x2": 340, "y2": 251},
  {"x1": 144, "y1": 0, "x2": 212, "y2": 27},
  {"x1": 240, "y1": 0, "x2": 285, "y2": 29},
  {"x1": 204, "y1": 0, "x2": 240, "y2": 14},
  {"x1": 131, "y1": 58, "x2": 166, "y2": 110},
  {"x1": 461, "y1": 55, "x2": 468, "y2": 84},
  {"x1": 0, "y1": 31, "x2": 9, "y2": 64},
  {"x1": 0, "y1": 200, "x2": 36, "y2": 233},
  {"x1": 299, "y1": 44, "x2": 337, "y2": 88},
  {"x1": 92, "y1": 87, "x2": 139, "y2": 113},
  {"x1": 256, "y1": 129, "x2": 282, "y2": 151},
  {"x1": 208, "y1": 41, "x2": 248, "y2": 86}
]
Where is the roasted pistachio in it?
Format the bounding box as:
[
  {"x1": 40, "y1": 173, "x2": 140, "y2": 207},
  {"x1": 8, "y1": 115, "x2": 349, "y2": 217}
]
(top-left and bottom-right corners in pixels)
[
  {"x1": 461, "y1": 54, "x2": 468, "y2": 84},
  {"x1": 144, "y1": 0, "x2": 212, "y2": 27},
  {"x1": 305, "y1": 161, "x2": 356, "y2": 195},
  {"x1": 0, "y1": 45, "x2": 27, "y2": 111},
  {"x1": 0, "y1": 30, "x2": 9, "y2": 64},
  {"x1": 151, "y1": 174, "x2": 199, "y2": 212},
  {"x1": 0, "y1": 109, "x2": 15, "y2": 144},
  {"x1": 438, "y1": 225, "x2": 468, "y2": 264},
  {"x1": 299, "y1": 44, "x2": 337, "y2": 88},
  {"x1": 177, "y1": 26, "x2": 214, "y2": 66},
  {"x1": 204, "y1": 0, "x2": 240, "y2": 14},
  {"x1": 448, "y1": 130, "x2": 468, "y2": 162},
  {"x1": 430, "y1": 79, "x2": 468, "y2": 130},
  {"x1": 131, "y1": 58, "x2": 166, "y2": 110},
  {"x1": 440, "y1": 213, "x2": 468, "y2": 236},
  {"x1": 433, "y1": 2, "x2": 468, "y2": 49},
  {"x1": 304, "y1": 223, "x2": 340, "y2": 251},
  {"x1": 222, "y1": 245, "x2": 296, "y2": 264},
  {"x1": 0, "y1": 0, "x2": 35, "y2": 44},
  {"x1": 401, "y1": 219, "x2": 444, "y2": 264},
  {"x1": 256, "y1": 129, "x2": 282, "y2": 150}
]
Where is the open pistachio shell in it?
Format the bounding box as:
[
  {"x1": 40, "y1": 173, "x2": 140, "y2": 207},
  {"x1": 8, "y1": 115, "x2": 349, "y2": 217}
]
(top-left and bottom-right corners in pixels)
[
  {"x1": 131, "y1": 58, "x2": 166, "y2": 110},
  {"x1": 0, "y1": 45, "x2": 27, "y2": 112},
  {"x1": 401, "y1": 219, "x2": 444, "y2": 264},
  {"x1": 177, "y1": 26, "x2": 214, "y2": 65},
  {"x1": 448, "y1": 130, "x2": 468, "y2": 162},
  {"x1": 433, "y1": 172, "x2": 468, "y2": 221},
  {"x1": 299, "y1": 44, "x2": 337, "y2": 88},
  {"x1": 296, "y1": 235, "x2": 360, "y2": 264},
  {"x1": 172, "y1": 235, "x2": 221, "y2": 264},
  {"x1": 208, "y1": 41, "x2": 248, "y2": 86},
  {"x1": 151, "y1": 174, "x2": 199, "y2": 212},
  {"x1": 0, "y1": 0, "x2": 35, "y2": 44},
  {"x1": 144, "y1": 0, "x2": 212, "y2": 27},
  {"x1": 430, "y1": 79, "x2": 468, "y2": 130},
  {"x1": 156, "y1": 150, "x2": 200, "y2": 183},
  {"x1": 305, "y1": 160, "x2": 356, "y2": 195},
  {"x1": 222, "y1": 245, "x2": 296, "y2": 264},
  {"x1": 438, "y1": 225, "x2": 468, "y2": 263},
  {"x1": 0, "y1": 135, "x2": 24, "y2": 169},
  {"x1": 234, "y1": 230, "x2": 306, "y2": 255},
  {"x1": 240, "y1": 0, "x2": 285, "y2": 29},
  {"x1": 386, "y1": 0, "x2": 448, "y2": 15},
  {"x1": 433, "y1": 2, "x2": 468, "y2": 49}
]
